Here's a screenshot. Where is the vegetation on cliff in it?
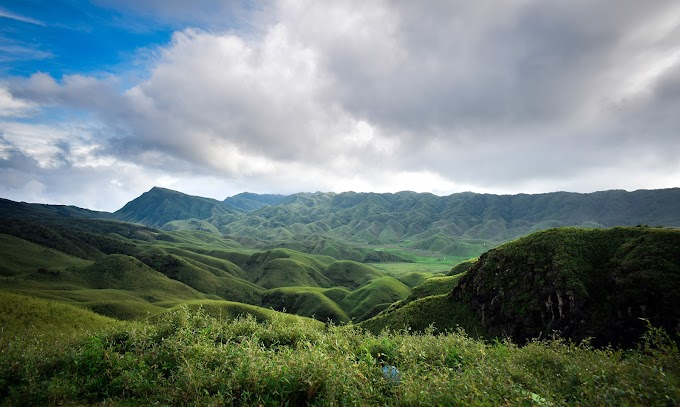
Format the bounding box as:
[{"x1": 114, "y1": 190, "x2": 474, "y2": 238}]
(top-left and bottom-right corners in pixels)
[{"x1": 452, "y1": 226, "x2": 680, "y2": 347}]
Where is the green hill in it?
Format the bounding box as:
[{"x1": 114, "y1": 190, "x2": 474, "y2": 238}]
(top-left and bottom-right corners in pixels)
[
  {"x1": 134, "y1": 249, "x2": 264, "y2": 305},
  {"x1": 359, "y1": 273, "x2": 477, "y2": 334},
  {"x1": 340, "y1": 276, "x2": 411, "y2": 320},
  {"x1": 162, "y1": 299, "x2": 325, "y2": 327},
  {"x1": 451, "y1": 226, "x2": 680, "y2": 346},
  {"x1": 0, "y1": 197, "x2": 113, "y2": 221},
  {"x1": 0, "y1": 291, "x2": 120, "y2": 340},
  {"x1": 0, "y1": 233, "x2": 91, "y2": 276},
  {"x1": 6, "y1": 187, "x2": 680, "y2": 265},
  {"x1": 74, "y1": 254, "x2": 197, "y2": 293},
  {"x1": 153, "y1": 187, "x2": 680, "y2": 260},
  {"x1": 360, "y1": 293, "x2": 483, "y2": 336},
  {"x1": 260, "y1": 287, "x2": 350, "y2": 323},
  {"x1": 114, "y1": 186, "x2": 240, "y2": 227},
  {"x1": 323, "y1": 260, "x2": 385, "y2": 289},
  {"x1": 3, "y1": 191, "x2": 680, "y2": 345},
  {"x1": 242, "y1": 249, "x2": 335, "y2": 289}
]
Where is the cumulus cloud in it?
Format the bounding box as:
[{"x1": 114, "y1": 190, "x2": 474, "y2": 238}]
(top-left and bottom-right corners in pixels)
[{"x1": 2, "y1": 0, "x2": 680, "y2": 210}]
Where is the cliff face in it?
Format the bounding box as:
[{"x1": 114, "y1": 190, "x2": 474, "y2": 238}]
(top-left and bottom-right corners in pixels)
[{"x1": 451, "y1": 227, "x2": 680, "y2": 347}]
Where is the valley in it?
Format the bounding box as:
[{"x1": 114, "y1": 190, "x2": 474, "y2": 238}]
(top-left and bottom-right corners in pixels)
[{"x1": 1, "y1": 187, "x2": 679, "y2": 405}]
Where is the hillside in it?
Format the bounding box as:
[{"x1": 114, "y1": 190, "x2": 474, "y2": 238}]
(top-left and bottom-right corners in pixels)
[
  {"x1": 0, "y1": 207, "x2": 421, "y2": 324},
  {"x1": 114, "y1": 187, "x2": 241, "y2": 228},
  {"x1": 0, "y1": 197, "x2": 114, "y2": 221},
  {"x1": 449, "y1": 226, "x2": 680, "y2": 346},
  {"x1": 220, "y1": 189, "x2": 680, "y2": 256},
  {"x1": 224, "y1": 192, "x2": 287, "y2": 211},
  {"x1": 8, "y1": 187, "x2": 680, "y2": 264}
]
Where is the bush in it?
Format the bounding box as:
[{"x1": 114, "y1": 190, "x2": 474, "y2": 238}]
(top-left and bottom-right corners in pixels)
[{"x1": 1, "y1": 306, "x2": 678, "y2": 406}]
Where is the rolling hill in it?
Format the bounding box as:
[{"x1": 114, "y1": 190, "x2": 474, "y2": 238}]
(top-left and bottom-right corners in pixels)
[{"x1": 0, "y1": 206, "x2": 424, "y2": 324}]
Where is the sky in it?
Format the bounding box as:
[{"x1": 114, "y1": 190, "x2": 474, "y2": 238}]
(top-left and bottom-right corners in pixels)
[{"x1": 1, "y1": 0, "x2": 679, "y2": 212}]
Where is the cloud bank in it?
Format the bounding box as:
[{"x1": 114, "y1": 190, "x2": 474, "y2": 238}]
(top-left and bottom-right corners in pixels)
[{"x1": 1, "y1": 0, "x2": 679, "y2": 210}]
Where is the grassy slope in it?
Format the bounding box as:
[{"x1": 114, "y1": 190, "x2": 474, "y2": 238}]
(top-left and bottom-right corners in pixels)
[
  {"x1": 1, "y1": 218, "x2": 433, "y2": 325},
  {"x1": 244, "y1": 248, "x2": 335, "y2": 289},
  {"x1": 135, "y1": 249, "x2": 264, "y2": 305},
  {"x1": 260, "y1": 287, "x2": 351, "y2": 323},
  {"x1": 164, "y1": 299, "x2": 326, "y2": 328},
  {"x1": 340, "y1": 276, "x2": 411, "y2": 321},
  {"x1": 322, "y1": 260, "x2": 384, "y2": 289},
  {"x1": 404, "y1": 274, "x2": 465, "y2": 303},
  {"x1": 2, "y1": 306, "x2": 677, "y2": 406},
  {"x1": 360, "y1": 294, "x2": 484, "y2": 336},
  {"x1": 214, "y1": 188, "x2": 680, "y2": 261},
  {"x1": 0, "y1": 291, "x2": 120, "y2": 340},
  {"x1": 359, "y1": 273, "x2": 479, "y2": 334},
  {"x1": 0, "y1": 233, "x2": 92, "y2": 276}
]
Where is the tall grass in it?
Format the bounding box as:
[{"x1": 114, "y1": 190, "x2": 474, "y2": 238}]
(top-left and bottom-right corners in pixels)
[{"x1": 2, "y1": 306, "x2": 678, "y2": 406}]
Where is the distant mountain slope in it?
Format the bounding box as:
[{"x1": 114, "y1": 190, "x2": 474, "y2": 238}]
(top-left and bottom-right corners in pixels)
[
  {"x1": 224, "y1": 192, "x2": 287, "y2": 212},
  {"x1": 218, "y1": 188, "x2": 680, "y2": 257},
  {"x1": 114, "y1": 187, "x2": 241, "y2": 227},
  {"x1": 451, "y1": 226, "x2": 680, "y2": 346},
  {"x1": 106, "y1": 187, "x2": 680, "y2": 260},
  {"x1": 0, "y1": 197, "x2": 113, "y2": 220}
]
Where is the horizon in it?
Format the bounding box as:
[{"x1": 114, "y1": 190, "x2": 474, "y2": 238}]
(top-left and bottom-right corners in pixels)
[
  {"x1": 4, "y1": 184, "x2": 678, "y2": 213},
  {"x1": 1, "y1": 1, "x2": 679, "y2": 211}
]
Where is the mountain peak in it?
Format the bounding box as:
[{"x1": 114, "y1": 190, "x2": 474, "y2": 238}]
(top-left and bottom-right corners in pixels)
[{"x1": 114, "y1": 187, "x2": 237, "y2": 227}]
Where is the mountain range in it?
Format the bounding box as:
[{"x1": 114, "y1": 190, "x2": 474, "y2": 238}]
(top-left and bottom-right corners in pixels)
[{"x1": 113, "y1": 187, "x2": 680, "y2": 260}]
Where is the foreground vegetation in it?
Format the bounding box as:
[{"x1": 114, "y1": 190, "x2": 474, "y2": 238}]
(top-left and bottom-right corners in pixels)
[{"x1": 2, "y1": 306, "x2": 678, "y2": 406}]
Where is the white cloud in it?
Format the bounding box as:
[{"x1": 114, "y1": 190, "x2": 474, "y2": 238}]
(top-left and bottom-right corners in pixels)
[
  {"x1": 0, "y1": 8, "x2": 45, "y2": 26},
  {"x1": 0, "y1": 86, "x2": 35, "y2": 117}
]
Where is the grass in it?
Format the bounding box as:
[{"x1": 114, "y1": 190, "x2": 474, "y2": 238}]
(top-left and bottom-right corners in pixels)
[
  {"x1": 261, "y1": 288, "x2": 351, "y2": 323},
  {"x1": 134, "y1": 250, "x2": 264, "y2": 305},
  {"x1": 252, "y1": 258, "x2": 333, "y2": 289},
  {"x1": 1, "y1": 306, "x2": 678, "y2": 406},
  {"x1": 340, "y1": 276, "x2": 411, "y2": 320},
  {"x1": 0, "y1": 291, "x2": 120, "y2": 341},
  {"x1": 368, "y1": 246, "x2": 470, "y2": 281},
  {"x1": 360, "y1": 294, "x2": 484, "y2": 337},
  {"x1": 162, "y1": 299, "x2": 326, "y2": 327},
  {"x1": 0, "y1": 233, "x2": 91, "y2": 276},
  {"x1": 403, "y1": 274, "x2": 465, "y2": 304},
  {"x1": 323, "y1": 260, "x2": 384, "y2": 289}
]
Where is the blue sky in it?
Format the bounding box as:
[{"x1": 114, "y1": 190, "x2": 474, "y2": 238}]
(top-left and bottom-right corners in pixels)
[
  {"x1": 1, "y1": 1, "x2": 679, "y2": 211},
  {"x1": 1, "y1": 1, "x2": 172, "y2": 76}
]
